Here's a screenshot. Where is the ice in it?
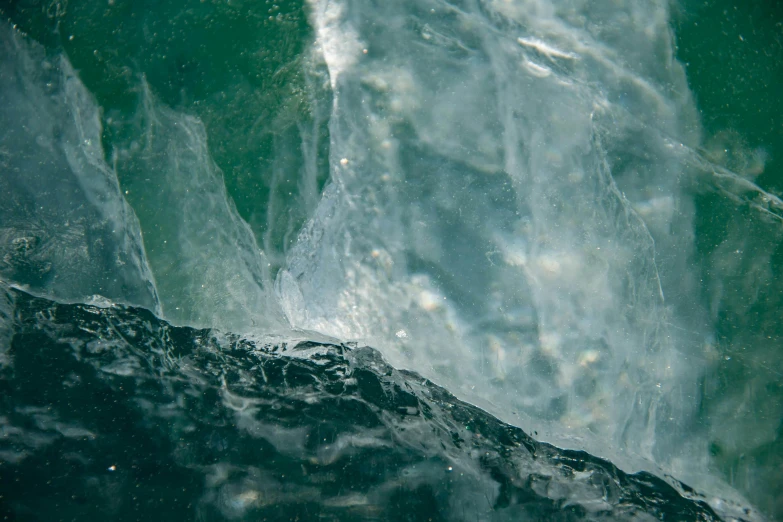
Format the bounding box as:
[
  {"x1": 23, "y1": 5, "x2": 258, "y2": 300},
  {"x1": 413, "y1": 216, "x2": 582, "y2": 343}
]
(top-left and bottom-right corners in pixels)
[
  {"x1": 110, "y1": 84, "x2": 286, "y2": 333},
  {"x1": 280, "y1": 0, "x2": 712, "y2": 492},
  {"x1": 0, "y1": 21, "x2": 285, "y2": 335},
  {"x1": 0, "y1": 23, "x2": 159, "y2": 312}
]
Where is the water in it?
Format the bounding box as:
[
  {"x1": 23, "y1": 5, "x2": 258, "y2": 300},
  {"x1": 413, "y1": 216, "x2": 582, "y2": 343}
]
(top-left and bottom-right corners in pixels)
[
  {"x1": 0, "y1": 286, "x2": 733, "y2": 520},
  {"x1": 0, "y1": 0, "x2": 781, "y2": 519}
]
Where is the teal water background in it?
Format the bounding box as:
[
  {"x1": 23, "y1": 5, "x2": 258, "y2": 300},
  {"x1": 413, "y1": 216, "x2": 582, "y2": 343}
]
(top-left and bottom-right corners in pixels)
[
  {"x1": 675, "y1": 1, "x2": 782, "y2": 517},
  {"x1": 1, "y1": 0, "x2": 782, "y2": 518}
]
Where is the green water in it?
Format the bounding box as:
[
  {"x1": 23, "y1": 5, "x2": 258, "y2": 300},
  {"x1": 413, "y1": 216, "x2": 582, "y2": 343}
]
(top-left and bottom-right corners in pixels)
[
  {"x1": 674, "y1": 1, "x2": 783, "y2": 518},
  {"x1": 0, "y1": 286, "x2": 728, "y2": 521},
  {"x1": 675, "y1": 0, "x2": 783, "y2": 193},
  {"x1": 1, "y1": 0, "x2": 782, "y2": 518}
]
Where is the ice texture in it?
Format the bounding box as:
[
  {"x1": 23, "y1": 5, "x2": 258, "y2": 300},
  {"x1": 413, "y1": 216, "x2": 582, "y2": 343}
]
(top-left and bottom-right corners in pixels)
[
  {"x1": 0, "y1": 24, "x2": 159, "y2": 311},
  {"x1": 277, "y1": 0, "x2": 724, "y2": 498},
  {"x1": 110, "y1": 84, "x2": 285, "y2": 333}
]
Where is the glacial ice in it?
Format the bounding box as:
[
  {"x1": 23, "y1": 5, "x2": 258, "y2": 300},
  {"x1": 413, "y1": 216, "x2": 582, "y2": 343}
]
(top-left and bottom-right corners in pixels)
[
  {"x1": 281, "y1": 0, "x2": 701, "y2": 468},
  {"x1": 0, "y1": 26, "x2": 159, "y2": 312},
  {"x1": 277, "y1": 0, "x2": 777, "y2": 509}
]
